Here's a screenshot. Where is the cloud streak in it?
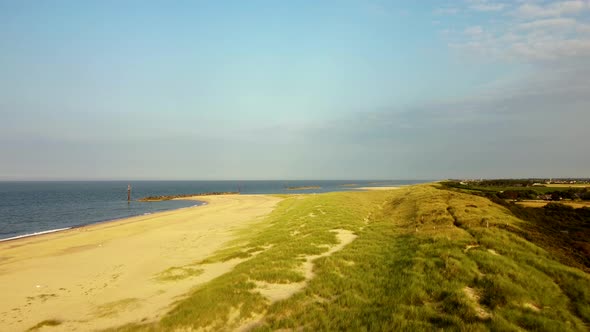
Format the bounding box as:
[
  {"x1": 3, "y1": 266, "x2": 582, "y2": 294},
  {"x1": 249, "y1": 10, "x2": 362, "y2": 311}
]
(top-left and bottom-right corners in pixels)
[
  {"x1": 514, "y1": 0, "x2": 590, "y2": 19},
  {"x1": 446, "y1": 0, "x2": 590, "y2": 61},
  {"x1": 468, "y1": 0, "x2": 506, "y2": 12},
  {"x1": 314, "y1": 60, "x2": 590, "y2": 178}
]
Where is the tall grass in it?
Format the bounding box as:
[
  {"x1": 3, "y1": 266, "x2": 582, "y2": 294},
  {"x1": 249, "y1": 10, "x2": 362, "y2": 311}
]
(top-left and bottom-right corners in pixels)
[{"x1": 111, "y1": 185, "x2": 590, "y2": 331}]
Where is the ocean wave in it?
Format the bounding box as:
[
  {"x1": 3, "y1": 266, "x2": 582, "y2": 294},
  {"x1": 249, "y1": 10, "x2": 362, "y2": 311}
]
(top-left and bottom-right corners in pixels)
[{"x1": 0, "y1": 227, "x2": 72, "y2": 242}]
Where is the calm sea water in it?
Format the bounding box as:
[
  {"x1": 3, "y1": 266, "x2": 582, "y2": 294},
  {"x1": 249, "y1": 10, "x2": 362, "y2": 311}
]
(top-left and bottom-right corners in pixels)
[{"x1": 0, "y1": 180, "x2": 426, "y2": 241}]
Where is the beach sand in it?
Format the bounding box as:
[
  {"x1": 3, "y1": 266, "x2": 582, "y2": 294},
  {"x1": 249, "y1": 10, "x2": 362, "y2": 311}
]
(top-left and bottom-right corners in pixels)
[{"x1": 0, "y1": 194, "x2": 282, "y2": 331}]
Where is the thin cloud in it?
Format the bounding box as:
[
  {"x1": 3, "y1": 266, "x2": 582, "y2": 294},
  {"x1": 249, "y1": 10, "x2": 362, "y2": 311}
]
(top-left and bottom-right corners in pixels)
[
  {"x1": 519, "y1": 17, "x2": 578, "y2": 29},
  {"x1": 468, "y1": 0, "x2": 506, "y2": 12},
  {"x1": 514, "y1": 1, "x2": 590, "y2": 19},
  {"x1": 310, "y1": 59, "x2": 590, "y2": 178},
  {"x1": 434, "y1": 7, "x2": 460, "y2": 15},
  {"x1": 445, "y1": 0, "x2": 590, "y2": 61},
  {"x1": 464, "y1": 25, "x2": 484, "y2": 36}
]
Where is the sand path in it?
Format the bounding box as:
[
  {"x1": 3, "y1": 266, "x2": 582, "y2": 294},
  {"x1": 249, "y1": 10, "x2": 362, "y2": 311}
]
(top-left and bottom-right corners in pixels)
[{"x1": 0, "y1": 194, "x2": 282, "y2": 331}]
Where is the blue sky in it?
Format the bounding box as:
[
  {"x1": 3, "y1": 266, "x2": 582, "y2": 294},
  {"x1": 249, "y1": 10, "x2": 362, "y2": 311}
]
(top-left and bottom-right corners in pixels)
[{"x1": 1, "y1": 1, "x2": 589, "y2": 180}]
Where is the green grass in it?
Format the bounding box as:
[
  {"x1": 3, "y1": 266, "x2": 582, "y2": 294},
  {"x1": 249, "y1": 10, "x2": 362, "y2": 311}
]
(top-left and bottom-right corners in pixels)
[
  {"x1": 469, "y1": 185, "x2": 559, "y2": 194},
  {"x1": 154, "y1": 266, "x2": 204, "y2": 282},
  {"x1": 95, "y1": 298, "x2": 141, "y2": 318},
  {"x1": 442, "y1": 181, "x2": 590, "y2": 202},
  {"x1": 255, "y1": 185, "x2": 589, "y2": 331},
  {"x1": 441, "y1": 181, "x2": 574, "y2": 195},
  {"x1": 443, "y1": 182, "x2": 590, "y2": 271},
  {"x1": 110, "y1": 185, "x2": 590, "y2": 331}
]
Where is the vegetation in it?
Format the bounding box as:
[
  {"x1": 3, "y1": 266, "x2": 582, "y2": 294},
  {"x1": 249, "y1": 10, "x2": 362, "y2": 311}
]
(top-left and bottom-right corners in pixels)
[
  {"x1": 443, "y1": 181, "x2": 590, "y2": 271},
  {"x1": 154, "y1": 266, "x2": 204, "y2": 282},
  {"x1": 111, "y1": 185, "x2": 590, "y2": 331},
  {"x1": 449, "y1": 179, "x2": 590, "y2": 187},
  {"x1": 443, "y1": 181, "x2": 590, "y2": 201},
  {"x1": 487, "y1": 198, "x2": 590, "y2": 271}
]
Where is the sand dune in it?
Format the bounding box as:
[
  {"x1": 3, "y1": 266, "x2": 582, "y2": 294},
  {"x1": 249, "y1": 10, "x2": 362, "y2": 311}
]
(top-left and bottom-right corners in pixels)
[{"x1": 0, "y1": 194, "x2": 282, "y2": 331}]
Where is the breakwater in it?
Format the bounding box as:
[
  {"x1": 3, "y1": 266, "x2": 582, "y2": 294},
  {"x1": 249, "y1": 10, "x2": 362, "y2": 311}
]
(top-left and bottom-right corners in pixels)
[{"x1": 138, "y1": 192, "x2": 240, "y2": 202}]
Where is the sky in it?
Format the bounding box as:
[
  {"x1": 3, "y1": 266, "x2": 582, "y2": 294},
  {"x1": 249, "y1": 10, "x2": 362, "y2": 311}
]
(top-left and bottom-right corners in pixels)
[{"x1": 1, "y1": 0, "x2": 589, "y2": 180}]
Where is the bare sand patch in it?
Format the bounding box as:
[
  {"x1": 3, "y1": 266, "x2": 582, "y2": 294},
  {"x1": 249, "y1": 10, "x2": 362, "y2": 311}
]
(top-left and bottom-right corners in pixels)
[
  {"x1": 254, "y1": 229, "x2": 357, "y2": 303},
  {"x1": 487, "y1": 249, "x2": 500, "y2": 256},
  {"x1": 234, "y1": 229, "x2": 357, "y2": 331},
  {"x1": 516, "y1": 200, "x2": 590, "y2": 209},
  {"x1": 463, "y1": 287, "x2": 491, "y2": 319},
  {"x1": 355, "y1": 186, "x2": 402, "y2": 191},
  {"x1": 0, "y1": 194, "x2": 282, "y2": 331},
  {"x1": 523, "y1": 302, "x2": 541, "y2": 312},
  {"x1": 464, "y1": 244, "x2": 480, "y2": 253}
]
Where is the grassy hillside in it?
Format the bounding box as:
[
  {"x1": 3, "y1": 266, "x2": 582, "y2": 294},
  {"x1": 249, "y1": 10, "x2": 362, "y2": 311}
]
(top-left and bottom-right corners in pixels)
[{"x1": 111, "y1": 185, "x2": 590, "y2": 331}]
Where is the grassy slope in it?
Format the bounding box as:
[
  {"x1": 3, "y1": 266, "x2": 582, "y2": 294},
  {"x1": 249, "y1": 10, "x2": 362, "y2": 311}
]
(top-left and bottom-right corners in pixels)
[{"x1": 112, "y1": 185, "x2": 589, "y2": 331}]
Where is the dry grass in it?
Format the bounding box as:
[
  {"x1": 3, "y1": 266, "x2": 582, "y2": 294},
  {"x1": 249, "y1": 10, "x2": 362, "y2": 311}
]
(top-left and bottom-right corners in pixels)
[
  {"x1": 109, "y1": 185, "x2": 590, "y2": 331},
  {"x1": 516, "y1": 200, "x2": 590, "y2": 209},
  {"x1": 545, "y1": 184, "x2": 590, "y2": 188}
]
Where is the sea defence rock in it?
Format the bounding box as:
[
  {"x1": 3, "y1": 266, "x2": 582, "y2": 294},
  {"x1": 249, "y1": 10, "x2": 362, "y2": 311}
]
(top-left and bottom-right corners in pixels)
[
  {"x1": 138, "y1": 192, "x2": 240, "y2": 202},
  {"x1": 286, "y1": 186, "x2": 321, "y2": 190}
]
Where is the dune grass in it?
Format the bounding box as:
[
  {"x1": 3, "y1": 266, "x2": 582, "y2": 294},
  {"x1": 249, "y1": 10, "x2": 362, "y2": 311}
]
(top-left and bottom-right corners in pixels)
[
  {"x1": 111, "y1": 185, "x2": 590, "y2": 331},
  {"x1": 255, "y1": 185, "x2": 589, "y2": 331},
  {"x1": 154, "y1": 266, "x2": 204, "y2": 282}
]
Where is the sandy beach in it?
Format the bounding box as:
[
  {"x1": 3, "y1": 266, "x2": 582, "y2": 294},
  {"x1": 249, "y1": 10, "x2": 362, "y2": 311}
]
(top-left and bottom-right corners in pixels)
[{"x1": 0, "y1": 194, "x2": 282, "y2": 331}]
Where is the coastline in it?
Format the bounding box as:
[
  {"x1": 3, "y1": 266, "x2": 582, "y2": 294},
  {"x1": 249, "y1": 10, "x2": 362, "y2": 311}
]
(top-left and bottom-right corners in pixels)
[
  {"x1": 0, "y1": 199, "x2": 206, "y2": 244},
  {"x1": 0, "y1": 227, "x2": 73, "y2": 243},
  {"x1": 0, "y1": 186, "x2": 405, "y2": 245},
  {"x1": 0, "y1": 194, "x2": 283, "y2": 331}
]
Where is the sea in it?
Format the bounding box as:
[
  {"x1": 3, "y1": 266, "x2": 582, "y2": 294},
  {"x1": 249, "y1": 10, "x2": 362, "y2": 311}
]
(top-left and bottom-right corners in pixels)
[{"x1": 0, "y1": 180, "x2": 426, "y2": 241}]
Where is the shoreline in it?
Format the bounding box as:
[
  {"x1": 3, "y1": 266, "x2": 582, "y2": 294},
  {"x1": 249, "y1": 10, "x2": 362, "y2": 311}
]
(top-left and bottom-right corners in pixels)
[
  {"x1": 0, "y1": 227, "x2": 73, "y2": 243},
  {"x1": 0, "y1": 199, "x2": 207, "y2": 244},
  {"x1": 0, "y1": 194, "x2": 283, "y2": 331},
  {"x1": 0, "y1": 186, "x2": 406, "y2": 244}
]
